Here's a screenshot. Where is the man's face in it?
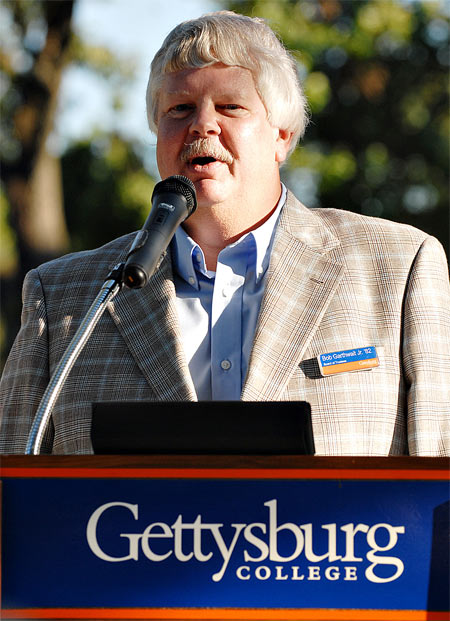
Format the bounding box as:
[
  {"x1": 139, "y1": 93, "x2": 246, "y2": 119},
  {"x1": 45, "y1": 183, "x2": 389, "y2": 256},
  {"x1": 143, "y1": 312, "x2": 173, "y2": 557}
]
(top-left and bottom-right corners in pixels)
[{"x1": 155, "y1": 63, "x2": 291, "y2": 212}]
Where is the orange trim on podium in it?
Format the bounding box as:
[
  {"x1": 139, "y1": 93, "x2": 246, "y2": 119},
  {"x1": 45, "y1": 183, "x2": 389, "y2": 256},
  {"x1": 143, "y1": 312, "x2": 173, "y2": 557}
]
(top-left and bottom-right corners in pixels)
[
  {"x1": 2, "y1": 466, "x2": 449, "y2": 480},
  {"x1": 2, "y1": 608, "x2": 450, "y2": 620}
]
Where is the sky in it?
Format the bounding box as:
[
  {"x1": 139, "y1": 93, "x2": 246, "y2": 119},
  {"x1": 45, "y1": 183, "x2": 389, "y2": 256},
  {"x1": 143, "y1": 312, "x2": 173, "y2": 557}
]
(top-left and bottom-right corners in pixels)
[{"x1": 54, "y1": 0, "x2": 221, "y2": 169}]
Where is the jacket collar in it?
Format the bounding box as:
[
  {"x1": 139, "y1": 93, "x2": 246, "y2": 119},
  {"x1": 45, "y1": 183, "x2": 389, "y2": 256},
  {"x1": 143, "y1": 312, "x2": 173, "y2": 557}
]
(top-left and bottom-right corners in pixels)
[{"x1": 278, "y1": 190, "x2": 341, "y2": 253}]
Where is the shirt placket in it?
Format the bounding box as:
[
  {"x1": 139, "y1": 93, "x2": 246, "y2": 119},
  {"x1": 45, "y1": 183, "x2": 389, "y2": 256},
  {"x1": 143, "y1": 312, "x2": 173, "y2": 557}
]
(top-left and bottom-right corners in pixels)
[{"x1": 210, "y1": 260, "x2": 245, "y2": 400}]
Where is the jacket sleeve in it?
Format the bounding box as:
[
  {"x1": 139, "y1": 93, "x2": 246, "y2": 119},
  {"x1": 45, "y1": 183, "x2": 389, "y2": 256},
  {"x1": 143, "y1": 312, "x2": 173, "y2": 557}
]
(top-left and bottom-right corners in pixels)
[
  {"x1": 0, "y1": 269, "x2": 55, "y2": 454},
  {"x1": 403, "y1": 235, "x2": 450, "y2": 456}
]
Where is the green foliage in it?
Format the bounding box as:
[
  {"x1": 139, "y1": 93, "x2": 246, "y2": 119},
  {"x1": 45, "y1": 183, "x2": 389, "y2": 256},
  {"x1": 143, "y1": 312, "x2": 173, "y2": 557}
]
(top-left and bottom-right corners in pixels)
[
  {"x1": 226, "y1": 0, "x2": 449, "y2": 253},
  {"x1": 61, "y1": 134, "x2": 155, "y2": 252},
  {"x1": 0, "y1": 188, "x2": 18, "y2": 277},
  {"x1": 69, "y1": 33, "x2": 137, "y2": 80}
]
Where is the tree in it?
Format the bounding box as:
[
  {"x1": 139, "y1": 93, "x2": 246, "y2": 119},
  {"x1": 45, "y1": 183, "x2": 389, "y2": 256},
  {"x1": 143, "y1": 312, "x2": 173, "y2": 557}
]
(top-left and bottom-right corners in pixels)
[
  {"x1": 0, "y1": 0, "x2": 154, "y2": 365},
  {"x1": 1, "y1": 0, "x2": 74, "y2": 265},
  {"x1": 1, "y1": 0, "x2": 74, "y2": 362},
  {"x1": 227, "y1": 0, "x2": 449, "y2": 254},
  {"x1": 61, "y1": 134, "x2": 155, "y2": 253}
]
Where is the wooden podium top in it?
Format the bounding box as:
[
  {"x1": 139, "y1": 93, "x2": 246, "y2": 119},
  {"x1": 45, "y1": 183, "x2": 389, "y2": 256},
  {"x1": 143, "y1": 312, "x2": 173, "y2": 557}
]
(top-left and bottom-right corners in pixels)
[{"x1": 1, "y1": 454, "x2": 449, "y2": 474}]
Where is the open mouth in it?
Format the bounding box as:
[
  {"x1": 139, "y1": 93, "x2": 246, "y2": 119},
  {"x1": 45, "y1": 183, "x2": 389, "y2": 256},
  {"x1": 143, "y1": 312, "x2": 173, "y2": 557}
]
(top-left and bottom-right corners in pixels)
[
  {"x1": 191, "y1": 156, "x2": 217, "y2": 166},
  {"x1": 182, "y1": 139, "x2": 233, "y2": 166}
]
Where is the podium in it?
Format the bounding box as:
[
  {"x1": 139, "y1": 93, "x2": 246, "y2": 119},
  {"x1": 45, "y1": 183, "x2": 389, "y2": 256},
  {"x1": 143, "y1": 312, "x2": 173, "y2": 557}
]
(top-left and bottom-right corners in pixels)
[{"x1": 1, "y1": 455, "x2": 449, "y2": 620}]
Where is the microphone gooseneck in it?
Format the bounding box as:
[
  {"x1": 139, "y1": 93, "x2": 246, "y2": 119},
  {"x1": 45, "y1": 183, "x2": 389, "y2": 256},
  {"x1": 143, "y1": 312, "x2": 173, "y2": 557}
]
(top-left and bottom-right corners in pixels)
[{"x1": 123, "y1": 175, "x2": 197, "y2": 289}]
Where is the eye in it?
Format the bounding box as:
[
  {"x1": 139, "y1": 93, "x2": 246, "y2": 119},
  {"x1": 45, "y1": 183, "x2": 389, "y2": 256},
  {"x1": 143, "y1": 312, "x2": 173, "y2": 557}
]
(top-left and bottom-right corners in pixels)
[
  {"x1": 168, "y1": 104, "x2": 194, "y2": 117},
  {"x1": 218, "y1": 103, "x2": 246, "y2": 116}
]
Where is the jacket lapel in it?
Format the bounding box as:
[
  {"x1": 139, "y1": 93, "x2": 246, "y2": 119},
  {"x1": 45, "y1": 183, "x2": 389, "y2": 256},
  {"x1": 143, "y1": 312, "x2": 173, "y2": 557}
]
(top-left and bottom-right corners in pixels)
[
  {"x1": 107, "y1": 253, "x2": 196, "y2": 401},
  {"x1": 107, "y1": 192, "x2": 343, "y2": 403},
  {"x1": 242, "y1": 193, "x2": 344, "y2": 401}
]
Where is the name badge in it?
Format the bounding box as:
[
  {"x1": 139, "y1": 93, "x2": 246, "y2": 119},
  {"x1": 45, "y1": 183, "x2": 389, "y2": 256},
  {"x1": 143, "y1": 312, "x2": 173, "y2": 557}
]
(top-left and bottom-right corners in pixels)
[{"x1": 317, "y1": 346, "x2": 379, "y2": 377}]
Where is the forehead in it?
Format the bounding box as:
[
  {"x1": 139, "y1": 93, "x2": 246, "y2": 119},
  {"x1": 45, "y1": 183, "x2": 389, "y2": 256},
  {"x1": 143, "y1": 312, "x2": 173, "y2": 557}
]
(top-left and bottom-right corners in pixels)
[{"x1": 160, "y1": 64, "x2": 259, "y2": 99}]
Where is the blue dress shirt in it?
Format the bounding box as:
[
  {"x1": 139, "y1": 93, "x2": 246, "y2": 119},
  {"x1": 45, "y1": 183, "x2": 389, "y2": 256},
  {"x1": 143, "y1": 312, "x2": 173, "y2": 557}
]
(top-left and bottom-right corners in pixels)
[{"x1": 171, "y1": 186, "x2": 286, "y2": 401}]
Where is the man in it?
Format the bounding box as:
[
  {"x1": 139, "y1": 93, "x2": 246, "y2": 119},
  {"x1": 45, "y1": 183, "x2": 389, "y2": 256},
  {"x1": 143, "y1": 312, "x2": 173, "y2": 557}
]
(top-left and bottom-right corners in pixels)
[{"x1": 1, "y1": 11, "x2": 449, "y2": 455}]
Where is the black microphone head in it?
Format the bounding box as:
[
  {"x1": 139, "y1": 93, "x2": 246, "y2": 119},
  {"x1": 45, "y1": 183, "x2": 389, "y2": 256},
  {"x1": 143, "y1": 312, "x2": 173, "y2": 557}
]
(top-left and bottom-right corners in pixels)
[
  {"x1": 123, "y1": 175, "x2": 197, "y2": 289},
  {"x1": 152, "y1": 175, "x2": 197, "y2": 216}
]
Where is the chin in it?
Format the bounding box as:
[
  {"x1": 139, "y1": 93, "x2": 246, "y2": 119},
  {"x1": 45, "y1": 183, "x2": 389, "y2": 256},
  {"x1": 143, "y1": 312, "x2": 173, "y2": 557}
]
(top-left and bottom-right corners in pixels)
[{"x1": 193, "y1": 180, "x2": 227, "y2": 207}]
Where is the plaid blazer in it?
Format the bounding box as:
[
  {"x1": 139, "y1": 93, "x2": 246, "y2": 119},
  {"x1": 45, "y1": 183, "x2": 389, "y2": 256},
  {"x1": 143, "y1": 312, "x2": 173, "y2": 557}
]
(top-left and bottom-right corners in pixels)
[{"x1": 1, "y1": 192, "x2": 449, "y2": 455}]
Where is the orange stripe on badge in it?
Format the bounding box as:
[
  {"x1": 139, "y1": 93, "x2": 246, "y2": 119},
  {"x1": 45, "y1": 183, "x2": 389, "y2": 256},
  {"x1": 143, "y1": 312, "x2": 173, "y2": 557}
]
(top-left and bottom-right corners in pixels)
[
  {"x1": 1, "y1": 609, "x2": 448, "y2": 620},
  {"x1": 321, "y1": 358, "x2": 379, "y2": 376}
]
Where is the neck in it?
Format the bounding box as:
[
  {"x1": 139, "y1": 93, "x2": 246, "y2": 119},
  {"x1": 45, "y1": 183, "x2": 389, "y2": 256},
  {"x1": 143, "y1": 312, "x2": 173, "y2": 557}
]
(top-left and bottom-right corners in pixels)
[{"x1": 182, "y1": 185, "x2": 282, "y2": 271}]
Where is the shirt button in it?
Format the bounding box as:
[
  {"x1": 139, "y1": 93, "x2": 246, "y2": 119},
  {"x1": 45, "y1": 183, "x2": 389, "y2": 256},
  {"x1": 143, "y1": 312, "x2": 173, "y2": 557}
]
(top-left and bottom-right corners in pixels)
[
  {"x1": 188, "y1": 276, "x2": 195, "y2": 285},
  {"x1": 222, "y1": 287, "x2": 231, "y2": 297},
  {"x1": 220, "y1": 359, "x2": 232, "y2": 371}
]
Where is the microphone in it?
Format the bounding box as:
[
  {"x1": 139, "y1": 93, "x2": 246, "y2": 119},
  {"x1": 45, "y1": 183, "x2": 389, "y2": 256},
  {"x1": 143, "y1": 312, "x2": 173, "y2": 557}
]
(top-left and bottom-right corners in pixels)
[{"x1": 123, "y1": 175, "x2": 197, "y2": 289}]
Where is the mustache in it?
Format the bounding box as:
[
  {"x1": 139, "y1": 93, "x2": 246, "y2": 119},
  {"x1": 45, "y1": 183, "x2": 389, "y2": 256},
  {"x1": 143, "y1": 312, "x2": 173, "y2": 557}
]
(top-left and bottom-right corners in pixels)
[{"x1": 181, "y1": 139, "x2": 233, "y2": 165}]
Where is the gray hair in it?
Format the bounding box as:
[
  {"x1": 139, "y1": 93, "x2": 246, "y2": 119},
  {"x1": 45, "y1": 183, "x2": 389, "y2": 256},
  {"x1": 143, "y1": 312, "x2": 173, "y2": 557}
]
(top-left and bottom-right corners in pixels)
[{"x1": 147, "y1": 10, "x2": 308, "y2": 156}]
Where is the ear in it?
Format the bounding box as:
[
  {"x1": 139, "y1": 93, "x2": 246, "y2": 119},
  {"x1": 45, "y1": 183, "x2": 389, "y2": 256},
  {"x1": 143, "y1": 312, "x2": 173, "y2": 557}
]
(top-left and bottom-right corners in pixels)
[{"x1": 275, "y1": 128, "x2": 294, "y2": 164}]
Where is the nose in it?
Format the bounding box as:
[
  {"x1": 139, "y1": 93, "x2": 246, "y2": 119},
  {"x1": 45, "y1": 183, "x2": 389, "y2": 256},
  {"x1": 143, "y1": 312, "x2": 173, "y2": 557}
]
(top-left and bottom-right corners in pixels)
[{"x1": 189, "y1": 103, "x2": 220, "y2": 137}]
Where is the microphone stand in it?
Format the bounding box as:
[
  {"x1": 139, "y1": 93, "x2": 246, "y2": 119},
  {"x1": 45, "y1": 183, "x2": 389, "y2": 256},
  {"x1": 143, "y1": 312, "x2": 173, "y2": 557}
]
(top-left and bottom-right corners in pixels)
[
  {"x1": 25, "y1": 263, "x2": 125, "y2": 455},
  {"x1": 24, "y1": 174, "x2": 197, "y2": 455}
]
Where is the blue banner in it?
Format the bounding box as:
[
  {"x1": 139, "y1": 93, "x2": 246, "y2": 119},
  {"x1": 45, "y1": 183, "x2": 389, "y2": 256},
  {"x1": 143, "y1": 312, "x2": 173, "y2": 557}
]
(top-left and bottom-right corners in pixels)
[{"x1": 2, "y1": 475, "x2": 448, "y2": 611}]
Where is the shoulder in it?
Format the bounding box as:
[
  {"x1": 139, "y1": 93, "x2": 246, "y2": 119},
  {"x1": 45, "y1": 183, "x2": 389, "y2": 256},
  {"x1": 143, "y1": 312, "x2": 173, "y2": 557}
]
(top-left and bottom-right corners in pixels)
[
  {"x1": 21, "y1": 233, "x2": 136, "y2": 312},
  {"x1": 313, "y1": 208, "x2": 449, "y2": 272},
  {"x1": 312, "y1": 206, "x2": 428, "y2": 245},
  {"x1": 33, "y1": 232, "x2": 135, "y2": 288},
  {"x1": 284, "y1": 190, "x2": 441, "y2": 258}
]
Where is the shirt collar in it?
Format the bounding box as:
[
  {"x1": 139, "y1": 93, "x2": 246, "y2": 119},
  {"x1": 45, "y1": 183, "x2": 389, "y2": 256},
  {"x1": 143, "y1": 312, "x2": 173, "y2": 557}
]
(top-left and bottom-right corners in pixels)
[
  {"x1": 172, "y1": 225, "x2": 204, "y2": 290},
  {"x1": 172, "y1": 184, "x2": 287, "y2": 289},
  {"x1": 247, "y1": 183, "x2": 286, "y2": 279}
]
